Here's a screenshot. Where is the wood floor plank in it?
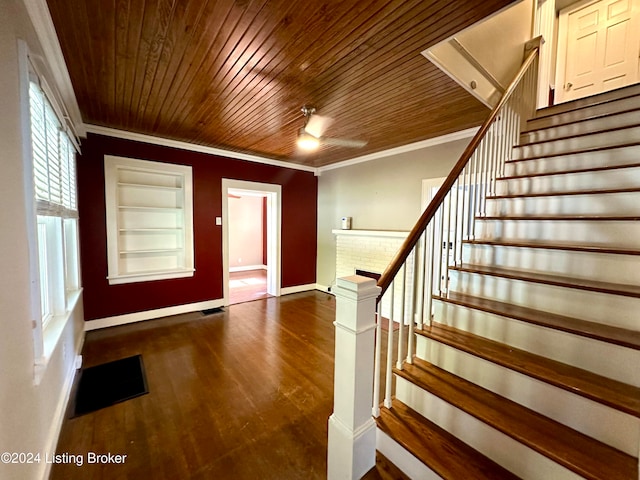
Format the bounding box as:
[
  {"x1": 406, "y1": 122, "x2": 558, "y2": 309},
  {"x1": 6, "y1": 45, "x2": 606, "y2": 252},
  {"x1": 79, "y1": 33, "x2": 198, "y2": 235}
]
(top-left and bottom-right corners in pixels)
[
  {"x1": 395, "y1": 359, "x2": 637, "y2": 480},
  {"x1": 52, "y1": 291, "x2": 337, "y2": 480}
]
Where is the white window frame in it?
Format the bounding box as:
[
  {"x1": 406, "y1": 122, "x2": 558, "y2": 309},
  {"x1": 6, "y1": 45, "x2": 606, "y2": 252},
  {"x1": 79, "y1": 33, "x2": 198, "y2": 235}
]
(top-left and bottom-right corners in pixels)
[
  {"x1": 19, "y1": 40, "x2": 82, "y2": 383},
  {"x1": 104, "y1": 155, "x2": 194, "y2": 284}
]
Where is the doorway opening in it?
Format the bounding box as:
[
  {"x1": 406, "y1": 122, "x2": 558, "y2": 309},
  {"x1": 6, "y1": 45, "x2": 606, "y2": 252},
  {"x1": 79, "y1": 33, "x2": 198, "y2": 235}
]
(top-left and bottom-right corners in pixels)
[{"x1": 222, "y1": 179, "x2": 281, "y2": 306}]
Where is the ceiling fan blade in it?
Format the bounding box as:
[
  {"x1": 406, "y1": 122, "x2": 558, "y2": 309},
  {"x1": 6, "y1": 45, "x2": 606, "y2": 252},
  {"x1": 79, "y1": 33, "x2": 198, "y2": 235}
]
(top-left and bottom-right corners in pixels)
[
  {"x1": 304, "y1": 114, "x2": 333, "y2": 138},
  {"x1": 322, "y1": 137, "x2": 368, "y2": 148}
]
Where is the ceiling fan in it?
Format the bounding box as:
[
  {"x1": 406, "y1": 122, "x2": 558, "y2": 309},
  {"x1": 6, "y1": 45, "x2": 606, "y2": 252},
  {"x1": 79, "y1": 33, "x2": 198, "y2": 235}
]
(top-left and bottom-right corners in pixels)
[{"x1": 297, "y1": 106, "x2": 367, "y2": 151}]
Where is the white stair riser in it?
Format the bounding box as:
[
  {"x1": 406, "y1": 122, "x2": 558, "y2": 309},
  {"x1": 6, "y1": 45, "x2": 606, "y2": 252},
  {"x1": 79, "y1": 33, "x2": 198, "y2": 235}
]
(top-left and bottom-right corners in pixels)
[
  {"x1": 505, "y1": 145, "x2": 640, "y2": 176},
  {"x1": 395, "y1": 377, "x2": 580, "y2": 480},
  {"x1": 414, "y1": 336, "x2": 640, "y2": 456},
  {"x1": 512, "y1": 126, "x2": 640, "y2": 160},
  {"x1": 448, "y1": 270, "x2": 639, "y2": 330},
  {"x1": 433, "y1": 299, "x2": 640, "y2": 387},
  {"x1": 462, "y1": 243, "x2": 640, "y2": 285},
  {"x1": 496, "y1": 167, "x2": 640, "y2": 196},
  {"x1": 476, "y1": 219, "x2": 640, "y2": 249},
  {"x1": 376, "y1": 429, "x2": 442, "y2": 480},
  {"x1": 486, "y1": 192, "x2": 640, "y2": 217},
  {"x1": 522, "y1": 109, "x2": 640, "y2": 143},
  {"x1": 527, "y1": 93, "x2": 640, "y2": 130}
]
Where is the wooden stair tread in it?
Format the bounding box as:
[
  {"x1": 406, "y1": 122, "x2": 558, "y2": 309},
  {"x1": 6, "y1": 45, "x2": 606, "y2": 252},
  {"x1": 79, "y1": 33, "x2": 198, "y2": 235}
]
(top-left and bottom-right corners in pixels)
[
  {"x1": 377, "y1": 399, "x2": 521, "y2": 480},
  {"x1": 479, "y1": 214, "x2": 640, "y2": 221},
  {"x1": 533, "y1": 83, "x2": 640, "y2": 119},
  {"x1": 436, "y1": 291, "x2": 640, "y2": 350},
  {"x1": 487, "y1": 186, "x2": 640, "y2": 199},
  {"x1": 363, "y1": 452, "x2": 411, "y2": 480},
  {"x1": 395, "y1": 359, "x2": 637, "y2": 480},
  {"x1": 452, "y1": 262, "x2": 640, "y2": 298},
  {"x1": 516, "y1": 123, "x2": 640, "y2": 148},
  {"x1": 464, "y1": 238, "x2": 640, "y2": 256},
  {"x1": 498, "y1": 161, "x2": 640, "y2": 180},
  {"x1": 505, "y1": 141, "x2": 640, "y2": 163},
  {"x1": 522, "y1": 107, "x2": 640, "y2": 134},
  {"x1": 416, "y1": 323, "x2": 640, "y2": 417}
]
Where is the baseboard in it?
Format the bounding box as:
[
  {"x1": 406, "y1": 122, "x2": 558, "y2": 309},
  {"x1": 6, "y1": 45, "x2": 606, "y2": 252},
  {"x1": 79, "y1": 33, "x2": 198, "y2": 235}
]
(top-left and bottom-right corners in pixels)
[
  {"x1": 42, "y1": 332, "x2": 84, "y2": 480},
  {"x1": 229, "y1": 265, "x2": 267, "y2": 272},
  {"x1": 314, "y1": 283, "x2": 334, "y2": 294},
  {"x1": 85, "y1": 299, "x2": 224, "y2": 331},
  {"x1": 280, "y1": 284, "x2": 317, "y2": 295}
]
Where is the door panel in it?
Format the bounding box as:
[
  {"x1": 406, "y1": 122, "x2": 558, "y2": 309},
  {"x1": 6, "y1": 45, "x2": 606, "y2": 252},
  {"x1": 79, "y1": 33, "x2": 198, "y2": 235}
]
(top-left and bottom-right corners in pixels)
[{"x1": 557, "y1": 0, "x2": 640, "y2": 102}]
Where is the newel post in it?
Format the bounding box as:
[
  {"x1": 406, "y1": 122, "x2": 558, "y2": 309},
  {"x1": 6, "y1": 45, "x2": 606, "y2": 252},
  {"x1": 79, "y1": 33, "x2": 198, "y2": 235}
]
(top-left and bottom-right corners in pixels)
[{"x1": 327, "y1": 275, "x2": 380, "y2": 480}]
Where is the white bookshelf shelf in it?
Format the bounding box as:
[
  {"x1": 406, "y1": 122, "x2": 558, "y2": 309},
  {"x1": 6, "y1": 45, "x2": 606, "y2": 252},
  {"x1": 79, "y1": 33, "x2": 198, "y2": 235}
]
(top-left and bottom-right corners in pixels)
[{"x1": 105, "y1": 155, "x2": 194, "y2": 285}]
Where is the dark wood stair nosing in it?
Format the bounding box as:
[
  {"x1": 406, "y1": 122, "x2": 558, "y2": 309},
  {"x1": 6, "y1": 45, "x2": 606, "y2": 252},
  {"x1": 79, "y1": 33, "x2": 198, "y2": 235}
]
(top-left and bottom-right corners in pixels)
[
  {"x1": 514, "y1": 123, "x2": 640, "y2": 149},
  {"x1": 486, "y1": 186, "x2": 640, "y2": 199},
  {"x1": 533, "y1": 85, "x2": 640, "y2": 120},
  {"x1": 394, "y1": 358, "x2": 638, "y2": 480},
  {"x1": 505, "y1": 141, "x2": 640, "y2": 164},
  {"x1": 434, "y1": 292, "x2": 640, "y2": 351},
  {"x1": 478, "y1": 214, "x2": 640, "y2": 221},
  {"x1": 463, "y1": 238, "x2": 640, "y2": 257},
  {"x1": 415, "y1": 323, "x2": 640, "y2": 418},
  {"x1": 497, "y1": 160, "x2": 640, "y2": 180},
  {"x1": 522, "y1": 106, "x2": 640, "y2": 135},
  {"x1": 451, "y1": 262, "x2": 640, "y2": 299},
  {"x1": 376, "y1": 399, "x2": 521, "y2": 480}
]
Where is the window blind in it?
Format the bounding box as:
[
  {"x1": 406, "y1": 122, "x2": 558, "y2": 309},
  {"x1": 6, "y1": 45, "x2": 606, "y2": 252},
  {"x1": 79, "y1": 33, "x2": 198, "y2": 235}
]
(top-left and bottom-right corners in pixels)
[{"x1": 28, "y1": 81, "x2": 77, "y2": 217}]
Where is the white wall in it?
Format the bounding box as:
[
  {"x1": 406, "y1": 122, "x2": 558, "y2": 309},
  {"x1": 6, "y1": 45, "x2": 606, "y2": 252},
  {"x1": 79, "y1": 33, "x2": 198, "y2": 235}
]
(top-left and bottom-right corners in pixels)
[
  {"x1": 316, "y1": 137, "x2": 471, "y2": 288},
  {"x1": 425, "y1": 0, "x2": 534, "y2": 107},
  {"x1": 0, "y1": 1, "x2": 84, "y2": 479},
  {"x1": 228, "y1": 194, "x2": 264, "y2": 269}
]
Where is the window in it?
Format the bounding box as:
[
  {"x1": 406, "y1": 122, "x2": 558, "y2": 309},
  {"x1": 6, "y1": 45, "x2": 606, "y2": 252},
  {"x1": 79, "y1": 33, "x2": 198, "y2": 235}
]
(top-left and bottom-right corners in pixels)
[
  {"x1": 104, "y1": 155, "x2": 194, "y2": 284},
  {"x1": 28, "y1": 79, "x2": 81, "y2": 330}
]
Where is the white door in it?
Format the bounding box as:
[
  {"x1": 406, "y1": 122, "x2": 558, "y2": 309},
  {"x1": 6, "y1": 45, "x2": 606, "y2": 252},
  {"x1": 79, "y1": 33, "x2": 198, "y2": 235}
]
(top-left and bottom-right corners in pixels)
[{"x1": 556, "y1": 0, "x2": 640, "y2": 103}]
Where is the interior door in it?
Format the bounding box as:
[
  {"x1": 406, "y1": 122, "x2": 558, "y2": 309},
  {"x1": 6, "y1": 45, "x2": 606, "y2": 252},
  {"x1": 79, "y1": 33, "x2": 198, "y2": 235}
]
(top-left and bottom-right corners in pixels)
[{"x1": 557, "y1": 0, "x2": 640, "y2": 103}]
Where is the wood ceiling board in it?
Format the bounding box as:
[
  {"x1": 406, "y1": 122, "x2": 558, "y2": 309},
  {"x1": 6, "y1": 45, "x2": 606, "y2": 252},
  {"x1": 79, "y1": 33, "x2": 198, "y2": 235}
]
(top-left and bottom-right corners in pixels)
[{"x1": 47, "y1": 0, "x2": 516, "y2": 165}]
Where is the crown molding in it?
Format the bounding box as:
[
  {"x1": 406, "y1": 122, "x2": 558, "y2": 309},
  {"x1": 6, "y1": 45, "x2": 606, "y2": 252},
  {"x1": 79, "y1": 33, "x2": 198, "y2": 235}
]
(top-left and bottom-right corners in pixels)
[
  {"x1": 84, "y1": 124, "x2": 319, "y2": 173},
  {"x1": 85, "y1": 124, "x2": 480, "y2": 175},
  {"x1": 22, "y1": 0, "x2": 85, "y2": 136},
  {"x1": 316, "y1": 127, "x2": 479, "y2": 173}
]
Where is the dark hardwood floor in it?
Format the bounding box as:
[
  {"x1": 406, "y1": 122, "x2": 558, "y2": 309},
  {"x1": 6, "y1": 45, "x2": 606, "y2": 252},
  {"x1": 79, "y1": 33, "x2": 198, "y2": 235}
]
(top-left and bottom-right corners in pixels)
[{"x1": 52, "y1": 291, "x2": 338, "y2": 480}]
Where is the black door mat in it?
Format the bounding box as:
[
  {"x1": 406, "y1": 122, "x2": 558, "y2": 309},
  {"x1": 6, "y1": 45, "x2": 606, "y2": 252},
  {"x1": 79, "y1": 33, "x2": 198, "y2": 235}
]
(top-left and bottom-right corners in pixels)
[{"x1": 73, "y1": 354, "x2": 148, "y2": 417}]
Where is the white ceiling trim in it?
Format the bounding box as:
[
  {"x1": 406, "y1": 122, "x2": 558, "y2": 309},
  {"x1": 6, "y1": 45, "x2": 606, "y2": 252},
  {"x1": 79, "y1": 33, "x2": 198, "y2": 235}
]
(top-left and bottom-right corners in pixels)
[
  {"x1": 86, "y1": 124, "x2": 481, "y2": 175},
  {"x1": 84, "y1": 124, "x2": 319, "y2": 173},
  {"x1": 23, "y1": 0, "x2": 85, "y2": 136},
  {"x1": 316, "y1": 127, "x2": 479, "y2": 173}
]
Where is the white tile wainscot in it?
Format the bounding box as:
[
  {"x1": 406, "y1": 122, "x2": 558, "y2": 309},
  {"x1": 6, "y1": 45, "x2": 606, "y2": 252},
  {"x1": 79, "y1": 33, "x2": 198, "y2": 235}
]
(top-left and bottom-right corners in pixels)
[{"x1": 333, "y1": 229, "x2": 414, "y2": 323}]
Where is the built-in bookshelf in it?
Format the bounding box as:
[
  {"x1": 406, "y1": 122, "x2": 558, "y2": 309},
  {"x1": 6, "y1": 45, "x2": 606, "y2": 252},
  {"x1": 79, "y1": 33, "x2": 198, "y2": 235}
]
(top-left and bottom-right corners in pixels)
[{"x1": 104, "y1": 155, "x2": 194, "y2": 284}]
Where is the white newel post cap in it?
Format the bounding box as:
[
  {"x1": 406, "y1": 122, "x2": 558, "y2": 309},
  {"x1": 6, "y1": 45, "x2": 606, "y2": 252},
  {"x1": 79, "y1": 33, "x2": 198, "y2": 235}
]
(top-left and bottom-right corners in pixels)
[{"x1": 328, "y1": 275, "x2": 380, "y2": 480}]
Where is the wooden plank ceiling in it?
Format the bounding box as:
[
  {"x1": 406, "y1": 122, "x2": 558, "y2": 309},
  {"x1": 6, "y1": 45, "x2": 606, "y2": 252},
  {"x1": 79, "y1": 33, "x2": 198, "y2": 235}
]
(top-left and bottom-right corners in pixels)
[{"x1": 47, "y1": 0, "x2": 516, "y2": 167}]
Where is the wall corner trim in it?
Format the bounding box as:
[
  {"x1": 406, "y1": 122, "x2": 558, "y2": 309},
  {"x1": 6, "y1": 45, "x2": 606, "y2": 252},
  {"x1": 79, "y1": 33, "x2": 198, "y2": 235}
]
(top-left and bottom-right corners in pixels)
[{"x1": 84, "y1": 299, "x2": 224, "y2": 331}]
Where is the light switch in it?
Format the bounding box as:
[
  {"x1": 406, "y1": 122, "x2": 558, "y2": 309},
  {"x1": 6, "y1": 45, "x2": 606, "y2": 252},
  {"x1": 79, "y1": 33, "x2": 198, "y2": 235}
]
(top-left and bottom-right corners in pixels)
[{"x1": 215, "y1": 217, "x2": 222, "y2": 226}]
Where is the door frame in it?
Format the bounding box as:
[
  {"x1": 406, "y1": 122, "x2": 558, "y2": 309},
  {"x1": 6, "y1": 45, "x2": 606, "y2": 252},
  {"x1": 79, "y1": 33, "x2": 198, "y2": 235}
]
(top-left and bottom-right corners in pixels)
[{"x1": 222, "y1": 179, "x2": 281, "y2": 306}]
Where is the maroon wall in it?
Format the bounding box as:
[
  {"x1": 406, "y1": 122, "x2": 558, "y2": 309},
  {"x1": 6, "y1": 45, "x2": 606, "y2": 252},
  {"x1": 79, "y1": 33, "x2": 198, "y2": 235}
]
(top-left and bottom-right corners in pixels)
[{"x1": 78, "y1": 133, "x2": 318, "y2": 321}]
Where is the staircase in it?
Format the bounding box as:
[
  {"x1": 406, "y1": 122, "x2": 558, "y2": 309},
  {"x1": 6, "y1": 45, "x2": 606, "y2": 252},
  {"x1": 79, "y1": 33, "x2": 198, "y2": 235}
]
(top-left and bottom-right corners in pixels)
[{"x1": 374, "y1": 84, "x2": 640, "y2": 479}]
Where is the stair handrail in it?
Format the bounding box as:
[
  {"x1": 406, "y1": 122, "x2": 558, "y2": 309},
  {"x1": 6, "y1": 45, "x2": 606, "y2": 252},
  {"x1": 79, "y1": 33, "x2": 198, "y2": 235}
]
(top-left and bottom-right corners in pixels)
[{"x1": 376, "y1": 39, "x2": 541, "y2": 300}]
